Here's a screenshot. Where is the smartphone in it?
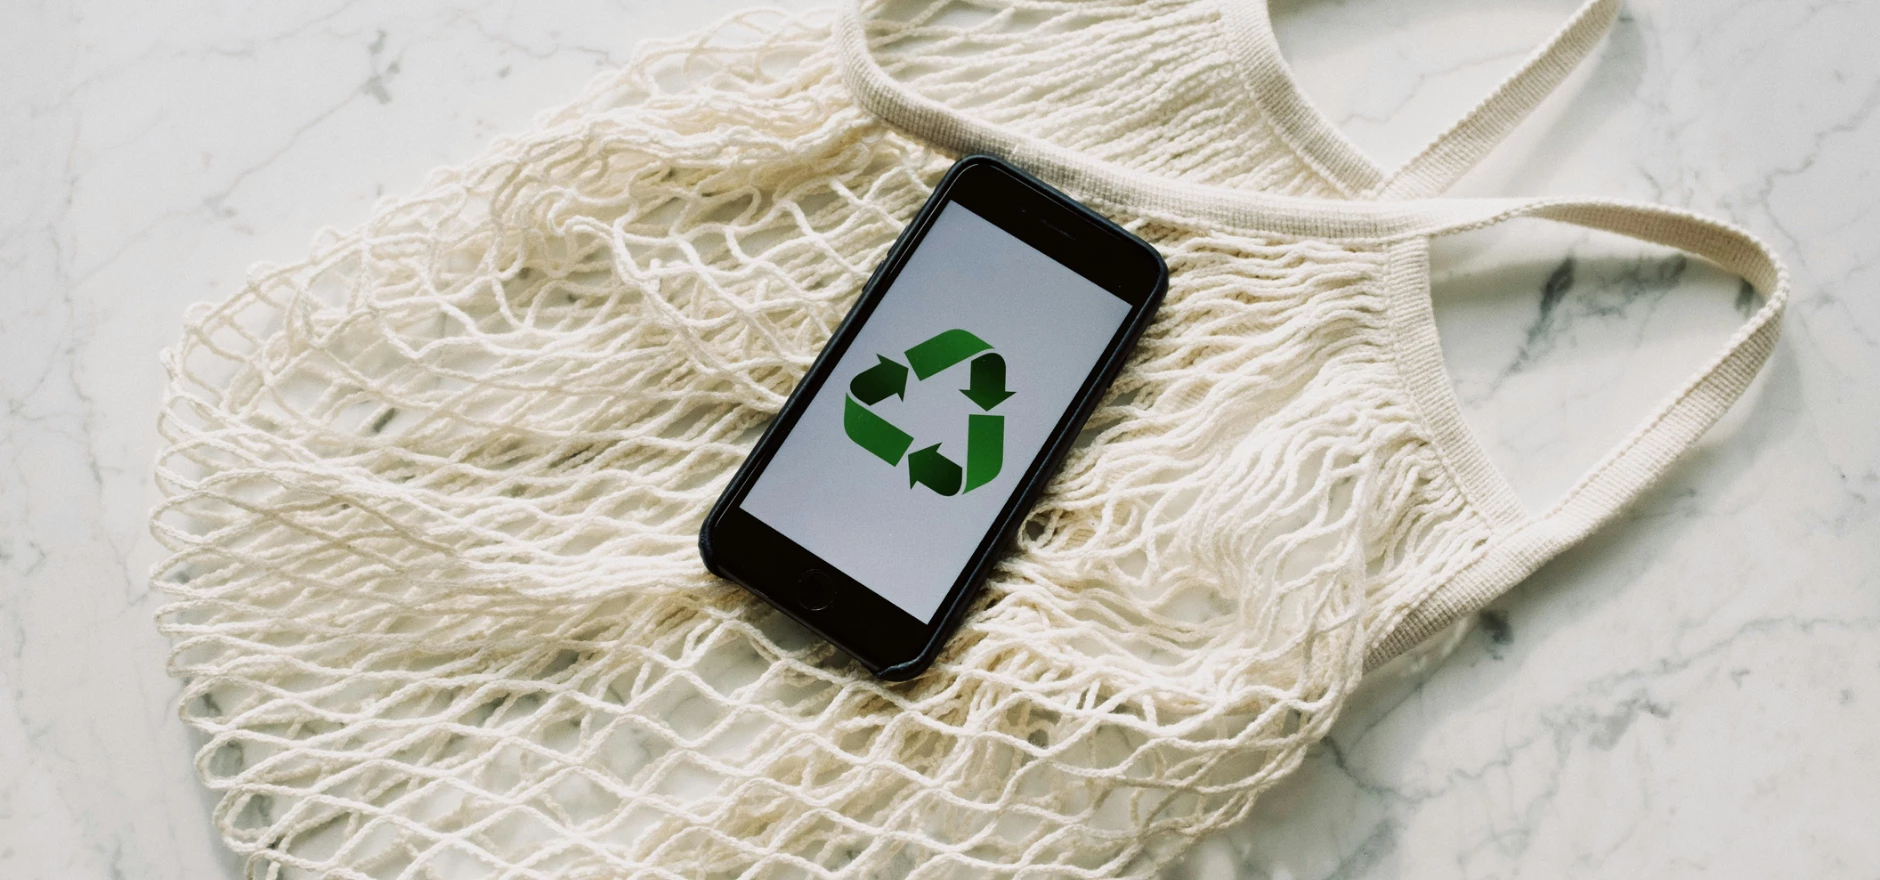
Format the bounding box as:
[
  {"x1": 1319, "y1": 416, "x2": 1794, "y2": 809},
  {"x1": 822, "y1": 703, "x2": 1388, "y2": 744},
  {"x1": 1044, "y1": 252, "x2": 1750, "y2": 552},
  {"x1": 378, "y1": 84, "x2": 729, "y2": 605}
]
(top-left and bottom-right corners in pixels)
[{"x1": 699, "y1": 155, "x2": 1168, "y2": 680}]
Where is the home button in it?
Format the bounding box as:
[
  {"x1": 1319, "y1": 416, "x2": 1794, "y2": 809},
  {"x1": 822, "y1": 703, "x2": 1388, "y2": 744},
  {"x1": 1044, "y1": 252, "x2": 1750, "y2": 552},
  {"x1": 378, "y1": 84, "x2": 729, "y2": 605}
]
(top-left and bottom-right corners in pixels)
[{"x1": 795, "y1": 570, "x2": 836, "y2": 612}]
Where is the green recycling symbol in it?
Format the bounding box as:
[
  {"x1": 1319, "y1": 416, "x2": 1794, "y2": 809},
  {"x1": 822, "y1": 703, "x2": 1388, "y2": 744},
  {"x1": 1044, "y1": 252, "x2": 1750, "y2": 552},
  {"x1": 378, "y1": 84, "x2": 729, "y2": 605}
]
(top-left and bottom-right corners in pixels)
[{"x1": 842, "y1": 329, "x2": 1014, "y2": 496}]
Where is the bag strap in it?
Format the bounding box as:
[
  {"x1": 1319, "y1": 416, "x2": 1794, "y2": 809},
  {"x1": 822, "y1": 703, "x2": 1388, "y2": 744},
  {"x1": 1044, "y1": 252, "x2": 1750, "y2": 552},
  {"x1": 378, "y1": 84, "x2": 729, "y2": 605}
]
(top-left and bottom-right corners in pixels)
[
  {"x1": 1363, "y1": 196, "x2": 1788, "y2": 667},
  {"x1": 1373, "y1": 0, "x2": 1621, "y2": 199},
  {"x1": 1215, "y1": 0, "x2": 1621, "y2": 200}
]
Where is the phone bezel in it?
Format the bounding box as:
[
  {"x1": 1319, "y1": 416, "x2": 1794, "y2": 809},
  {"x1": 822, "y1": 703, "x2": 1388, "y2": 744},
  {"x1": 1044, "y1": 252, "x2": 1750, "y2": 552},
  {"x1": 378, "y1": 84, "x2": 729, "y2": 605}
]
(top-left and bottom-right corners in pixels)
[{"x1": 699, "y1": 154, "x2": 1168, "y2": 680}]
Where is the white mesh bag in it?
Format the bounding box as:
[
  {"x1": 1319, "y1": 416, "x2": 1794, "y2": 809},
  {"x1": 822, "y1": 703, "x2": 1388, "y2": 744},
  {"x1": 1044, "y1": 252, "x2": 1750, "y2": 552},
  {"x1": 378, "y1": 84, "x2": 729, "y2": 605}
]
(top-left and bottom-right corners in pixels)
[{"x1": 151, "y1": 0, "x2": 1786, "y2": 876}]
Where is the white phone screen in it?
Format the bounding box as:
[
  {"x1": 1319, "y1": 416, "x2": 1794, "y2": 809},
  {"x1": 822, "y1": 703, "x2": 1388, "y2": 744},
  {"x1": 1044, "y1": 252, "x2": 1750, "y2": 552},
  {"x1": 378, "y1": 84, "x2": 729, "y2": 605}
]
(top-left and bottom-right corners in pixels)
[{"x1": 739, "y1": 203, "x2": 1131, "y2": 622}]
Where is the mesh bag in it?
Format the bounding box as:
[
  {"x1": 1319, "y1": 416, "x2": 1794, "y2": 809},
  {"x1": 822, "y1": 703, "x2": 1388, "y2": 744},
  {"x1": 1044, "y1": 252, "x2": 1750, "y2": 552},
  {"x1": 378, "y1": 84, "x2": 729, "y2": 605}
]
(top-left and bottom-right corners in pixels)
[{"x1": 151, "y1": 1, "x2": 1784, "y2": 876}]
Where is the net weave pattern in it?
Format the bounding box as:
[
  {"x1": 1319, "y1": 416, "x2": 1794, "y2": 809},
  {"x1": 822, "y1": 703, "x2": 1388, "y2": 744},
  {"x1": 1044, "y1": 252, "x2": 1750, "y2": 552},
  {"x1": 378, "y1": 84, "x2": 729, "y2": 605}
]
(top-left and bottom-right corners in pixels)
[{"x1": 153, "y1": 3, "x2": 1496, "y2": 876}]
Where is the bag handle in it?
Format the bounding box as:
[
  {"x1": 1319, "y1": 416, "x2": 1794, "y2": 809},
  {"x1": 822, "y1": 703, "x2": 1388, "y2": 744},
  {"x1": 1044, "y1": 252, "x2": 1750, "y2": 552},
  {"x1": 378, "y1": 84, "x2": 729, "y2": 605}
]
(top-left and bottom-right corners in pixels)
[
  {"x1": 1373, "y1": 0, "x2": 1621, "y2": 199},
  {"x1": 1214, "y1": 0, "x2": 1620, "y2": 198},
  {"x1": 1364, "y1": 197, "x2": 1788, "y2": 666}
]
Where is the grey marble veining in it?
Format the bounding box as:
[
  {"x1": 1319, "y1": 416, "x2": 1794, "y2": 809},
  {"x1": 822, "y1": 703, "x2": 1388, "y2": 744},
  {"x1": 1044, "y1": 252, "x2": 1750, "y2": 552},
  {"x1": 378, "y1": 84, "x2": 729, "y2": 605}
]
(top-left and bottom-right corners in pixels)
[{"x1": 3, "y1": 1, "x2": 1876, "y2": 878}]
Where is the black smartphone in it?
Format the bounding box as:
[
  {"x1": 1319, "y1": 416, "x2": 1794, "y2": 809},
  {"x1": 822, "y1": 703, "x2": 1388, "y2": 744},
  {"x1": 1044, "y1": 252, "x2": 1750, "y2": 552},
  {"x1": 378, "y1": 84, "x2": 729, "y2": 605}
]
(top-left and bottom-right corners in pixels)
[{"x1": 699, "y1": 155, "x2": 1168, "y2": 680}]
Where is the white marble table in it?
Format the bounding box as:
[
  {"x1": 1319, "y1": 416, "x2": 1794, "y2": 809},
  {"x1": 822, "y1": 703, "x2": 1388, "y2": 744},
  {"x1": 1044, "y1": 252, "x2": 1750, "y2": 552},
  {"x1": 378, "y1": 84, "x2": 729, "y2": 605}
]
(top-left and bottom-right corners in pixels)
[{"x1": 4, "y1": 1, "x2": 1875, "y2": 877}]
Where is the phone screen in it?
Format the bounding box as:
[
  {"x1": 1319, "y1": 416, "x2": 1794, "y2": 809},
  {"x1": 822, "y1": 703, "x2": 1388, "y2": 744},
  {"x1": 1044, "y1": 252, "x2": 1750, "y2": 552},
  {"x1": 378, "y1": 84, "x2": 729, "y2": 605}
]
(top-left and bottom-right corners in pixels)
[{"x1": 738, "y1": 201, "x2": 1134, "y2": 622}]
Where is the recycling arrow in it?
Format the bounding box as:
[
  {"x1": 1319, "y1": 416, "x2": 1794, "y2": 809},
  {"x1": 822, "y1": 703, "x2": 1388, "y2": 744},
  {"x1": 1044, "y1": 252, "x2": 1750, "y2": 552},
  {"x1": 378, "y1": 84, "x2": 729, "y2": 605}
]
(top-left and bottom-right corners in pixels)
[
  {"x1": 849, "y1": 354, "x2": 907, "y2": 405},
  {"x1": 898, "y1": 414, "x2": 1005, "y2": 496},
  {"x1": 907, "y1": 444, "x2": 963, "y2": 495},
  {"x1": 842, "y1": 328, "x2": 1014, "y2": 496},
  {"x1": 961, "y1": 353, "x2": 1014, "y2": 410}
]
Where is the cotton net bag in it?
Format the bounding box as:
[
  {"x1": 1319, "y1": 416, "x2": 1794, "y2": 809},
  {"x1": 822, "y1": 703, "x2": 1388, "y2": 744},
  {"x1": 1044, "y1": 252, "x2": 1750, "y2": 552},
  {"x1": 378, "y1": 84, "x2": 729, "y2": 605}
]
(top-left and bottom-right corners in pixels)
[{"x1": 151, "y1": 0, "x2": 1786, "y2": 876}]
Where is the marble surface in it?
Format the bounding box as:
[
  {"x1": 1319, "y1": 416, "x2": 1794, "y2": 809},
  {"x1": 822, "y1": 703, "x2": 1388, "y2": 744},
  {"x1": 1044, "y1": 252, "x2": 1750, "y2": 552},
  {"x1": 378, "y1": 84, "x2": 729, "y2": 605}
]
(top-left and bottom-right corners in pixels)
[{"x1": 2, "y1": 1, "x2": 1875, "y2": 877}]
